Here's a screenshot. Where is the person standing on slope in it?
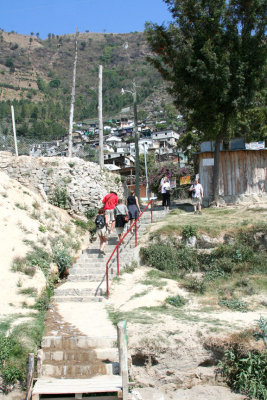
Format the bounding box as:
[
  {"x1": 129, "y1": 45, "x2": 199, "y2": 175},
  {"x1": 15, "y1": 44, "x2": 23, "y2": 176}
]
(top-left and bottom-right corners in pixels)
[{"x1": 189, "y1": 178, "x2": 204, "y2": 214}]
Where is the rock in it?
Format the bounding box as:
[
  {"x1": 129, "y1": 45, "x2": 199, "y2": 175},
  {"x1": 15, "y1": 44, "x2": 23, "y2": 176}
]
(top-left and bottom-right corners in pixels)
[
  {"x1": 198, "y1": 234, "x2": 221, "y2": 249},
  {"x1": 136, "y1": 388, "x2": 166, "y2": 400},
  {"x1": 185, "y1": 236, "x2": 197, "y2": 248}
]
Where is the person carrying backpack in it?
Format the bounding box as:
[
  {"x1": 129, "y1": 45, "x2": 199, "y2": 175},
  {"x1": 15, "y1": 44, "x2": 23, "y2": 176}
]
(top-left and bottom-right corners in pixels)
[{"x1": 95, "y1": 208, "x2": 108, "y2": 255}]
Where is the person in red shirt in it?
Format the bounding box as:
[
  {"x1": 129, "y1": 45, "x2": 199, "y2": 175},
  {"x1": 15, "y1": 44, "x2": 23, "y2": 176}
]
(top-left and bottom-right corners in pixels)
[{"x1": 102, "y1": 191, "x2": 118, "y2": 234}]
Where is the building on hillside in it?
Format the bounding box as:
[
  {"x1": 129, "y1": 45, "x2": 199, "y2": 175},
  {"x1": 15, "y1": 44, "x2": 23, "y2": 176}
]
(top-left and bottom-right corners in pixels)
[
  {"x1": 152, "y1": 129, "x2": 180, "y2": 145},
  {"x1": 198, "y1": 145, "x2": 267, "y2": 203},
  {"x1": 103, "y1": 143, "x2": 115, "y2": 153},
  {"x1": 129, "y1": 138, "x2": 154, "y2": 157},
  {"x1": 104, "y1": 153, "x2": 134, "y2": 168},
  {"x1": 105, "y1": 136, "x2": 122, "y2": 146},
  {"x1": 116, "y1": 142, "x2": 131, "y2": 155},
  {"x1": 29, "y1": 140, "x2": 67, "y2": 157}
]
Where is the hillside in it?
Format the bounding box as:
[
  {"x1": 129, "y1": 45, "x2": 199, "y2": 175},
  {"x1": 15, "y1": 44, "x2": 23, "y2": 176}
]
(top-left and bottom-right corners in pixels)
[{"x1": 0, "y1": 30, "x2": 172, "y2": 141}]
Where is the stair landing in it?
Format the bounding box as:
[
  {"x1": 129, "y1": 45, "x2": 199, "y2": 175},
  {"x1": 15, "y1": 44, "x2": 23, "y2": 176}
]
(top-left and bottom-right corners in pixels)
[{"x1": 32, "y1": 375, "x2": 123, "y2": 399}]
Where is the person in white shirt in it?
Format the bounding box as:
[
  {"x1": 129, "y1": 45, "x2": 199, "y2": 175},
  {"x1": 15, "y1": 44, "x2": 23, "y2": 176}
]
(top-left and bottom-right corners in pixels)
[
  {"x1": 189, "y1": 178, "x2": 204, "y2": 214},
  {"x1": 160, "y1": 176, "x2": 171, "y2": 209}
]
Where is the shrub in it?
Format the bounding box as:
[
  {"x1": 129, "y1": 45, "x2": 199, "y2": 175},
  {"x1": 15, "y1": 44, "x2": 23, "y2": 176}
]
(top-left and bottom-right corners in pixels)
[
  {"x1": 213, "y1": 257, "x2": 234, "y2": 274},
  {"x1": 212, "y1": 244, "x2": 254, "y2": 264},
  {"x1": 182, "y1": 277, "x2": 206, "y2": 294},
  {"x1": 85, "y1": 208, "x2": 97, "y2": 219},
  {"x1": 0, "y1": 335, "x2": 25, "y2": 385},
  {"x1": 2, "y1": 364, "x2": 24, "y2": 384},
  {"x1": 52, "y1": 246, "x2": 72, "y2": 277},
  {"x1": 166, "y1": 295, "x2": 187, "y2": 308},
  {"x1": 140, "y1": 243, "x2": 179, "y2": 272},
  {"x1": 140, "y1": 242, "x2": 199, "y2": 276},
  {"x1": 182, "y1": 224, "x2": 198, "y2": 239},
  {"x1": 26, "y1": 247, "x2": 51, "y2": 277},
  {"x1": 219, "y1": 349, "x2": 267, "y2": 399},
  {"x1": 49, "y1": 186, "x2": 69, "y2": 209},
  {"x1": 254, "y1": 317, "x2": 267, "y2": 347},
  {"x1": 219, "y1": 298, "x2": 248, "y2": 312}
]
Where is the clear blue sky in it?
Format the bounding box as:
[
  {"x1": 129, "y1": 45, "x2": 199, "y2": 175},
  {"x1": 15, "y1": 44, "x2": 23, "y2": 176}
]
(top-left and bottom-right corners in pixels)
[{"x1": 1, "y1": 0, "x2": 171, "y2": 39}]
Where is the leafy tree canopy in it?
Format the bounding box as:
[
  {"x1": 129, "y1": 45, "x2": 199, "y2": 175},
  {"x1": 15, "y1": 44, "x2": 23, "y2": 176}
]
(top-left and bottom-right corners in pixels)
[
  {"x1": 145, "y1": 0, "x2": 266, "y2": 200},
  {"x1": 146, "y1": 0, "x2": 266, "y2": 138}
]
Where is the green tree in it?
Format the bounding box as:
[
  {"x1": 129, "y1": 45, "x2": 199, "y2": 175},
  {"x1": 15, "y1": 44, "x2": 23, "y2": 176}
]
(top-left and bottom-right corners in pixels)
[{"x1": 145, "y1": 0, "x2": 267, "y2": 202}]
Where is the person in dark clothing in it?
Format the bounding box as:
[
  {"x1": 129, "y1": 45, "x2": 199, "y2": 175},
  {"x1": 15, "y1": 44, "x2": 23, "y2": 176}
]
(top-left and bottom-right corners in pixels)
[
  {"x1": 160, "y1": 176, "x2": 171, "y2": 209},
  {"x1": 126, "y1": 190, "x2": 141, "y2": 222}
]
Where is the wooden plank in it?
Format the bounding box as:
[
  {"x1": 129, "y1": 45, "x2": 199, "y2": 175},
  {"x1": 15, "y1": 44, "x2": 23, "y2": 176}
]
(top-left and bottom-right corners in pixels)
[
  {"x1": 33, "y1": 376, "x2": 122, "y2": 395},
  {"x1": 41, "y1": 397, "x2": 117, "y2": 400}
]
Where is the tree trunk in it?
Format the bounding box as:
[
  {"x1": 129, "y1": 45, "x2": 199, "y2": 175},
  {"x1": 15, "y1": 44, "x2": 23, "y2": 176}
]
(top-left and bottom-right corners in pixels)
[
  {"x1": 68, "y1": 28, "x2": 78, "y2": 158},
  {"x1": 212, "y1": 134, "x2": 223, "y2": 205}
]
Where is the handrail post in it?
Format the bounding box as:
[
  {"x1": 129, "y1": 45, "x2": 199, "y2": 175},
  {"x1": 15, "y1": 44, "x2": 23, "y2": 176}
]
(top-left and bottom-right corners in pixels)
[
  {"x1": 25, "y1": 353, "x2": 34, "y2": 400},
  {"x1": 117, "y1": 321, "x2": 128, "y2": 400},
  {"x1": 151, "y1": 200, "x2": 153, "y2": 223},
  {"x1": 135, "y1": 222, "x2": 137, "y2": 247},
  {"x1": 106, "y1": 262, "x2": 109, "y2": 299},
  {"x1": 117, "y1": 246, "x2": 119, "y2": 276}
]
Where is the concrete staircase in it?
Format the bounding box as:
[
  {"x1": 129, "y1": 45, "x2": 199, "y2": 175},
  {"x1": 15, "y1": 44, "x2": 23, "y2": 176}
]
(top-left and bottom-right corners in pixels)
[
  {"x1": 40, "y1": 335, "x2": 119, "y2": 379},
  {"x1": 37, "y1": 207, "x2": 168, "y2": 385},
  {"x1": 52, "y1": 208, "x2": 167, "y2": 304}
]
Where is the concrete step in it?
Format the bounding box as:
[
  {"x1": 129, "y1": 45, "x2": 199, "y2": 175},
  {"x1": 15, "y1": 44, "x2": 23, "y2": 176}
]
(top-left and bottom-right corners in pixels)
[
  {"x1": 41, "y1": 335, "x2": 117, "y2": 350},
  {"x1": 41, "y1": 362, "x2": 114, "y2": 378},
  {"x1": 54, "y1": 287, "x2": 104, "y2": 297},
  {"x1": 68, "y1": 274, "x2": 106, "y2": 282},
  {"x1": 43, "y1": 348, "x2": 119, "y2": 363},
  {"x1": 52, "y1": 295, "x2": 104, "y2": 303},
  {"x1": 71, "y1": 259, "x2": 132, "y2": 269},
  {"x1": 68, "y1": 267, "x2": 114, "y2": 275}
]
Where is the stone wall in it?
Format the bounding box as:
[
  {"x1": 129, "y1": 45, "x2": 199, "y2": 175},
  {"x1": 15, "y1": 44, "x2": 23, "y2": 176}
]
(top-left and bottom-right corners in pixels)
[{"x1": 0, "y1": 152, "x2": 126, "y2": 214}]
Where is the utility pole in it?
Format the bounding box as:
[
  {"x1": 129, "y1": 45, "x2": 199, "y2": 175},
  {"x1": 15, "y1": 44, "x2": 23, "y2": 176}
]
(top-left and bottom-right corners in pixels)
[
  {"x1": 11, "y1": 105, "x2": 18, "y2": 156},
  {"x1": 133, "y1": 80, "x2": 140, "y2": 201},
  {"x1": 68, "y1": 27, "x2": 78, "y2": 158},
  {"x1": 143, "y1": 143, "x2": 149, "y2": 200},
  {"x1": 98, "y1": 65, "x2": 104, "y2": 168},
  {"x1": 121, "y1": 80, "x2": 140, "y2": 201}
]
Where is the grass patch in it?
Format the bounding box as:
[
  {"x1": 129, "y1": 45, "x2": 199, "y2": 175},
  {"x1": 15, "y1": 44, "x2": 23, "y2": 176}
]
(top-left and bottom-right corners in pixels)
[
  {"x1": 140, "y1": 278, "x2": 167, "y2": 287},
  {"x1": 129, "y1": 290, "x2": 150, "y2": 300},
  {"x1": 18, "y1": 288, "x2": 37, "y2": 297},
  {"x1": 219, "y1": 298, "x2": 249, "y2": 312},
  {"x1": 153, "y1": 207, "x2": 267, "y2": 238},
  {"x1": 165, "y1": 295, "x2": 187, "y2": 308}
]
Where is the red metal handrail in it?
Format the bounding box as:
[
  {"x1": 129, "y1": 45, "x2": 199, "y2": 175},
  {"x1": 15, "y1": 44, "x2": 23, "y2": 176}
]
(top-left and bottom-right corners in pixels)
[{"x1": 106, "y1": 200, "x2": 153, "y2": 298}]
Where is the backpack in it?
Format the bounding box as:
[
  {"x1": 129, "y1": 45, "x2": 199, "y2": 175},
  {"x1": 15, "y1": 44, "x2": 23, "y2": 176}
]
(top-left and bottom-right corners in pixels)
[{"x1": 95, "y1": 215, "x2": 105, "y2": 229}]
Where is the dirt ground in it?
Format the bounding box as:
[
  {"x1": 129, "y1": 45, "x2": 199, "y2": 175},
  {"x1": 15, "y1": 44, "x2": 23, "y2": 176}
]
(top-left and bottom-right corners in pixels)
[{"x1": 107, "y1": 201, "x2": 267, "y2": 400}]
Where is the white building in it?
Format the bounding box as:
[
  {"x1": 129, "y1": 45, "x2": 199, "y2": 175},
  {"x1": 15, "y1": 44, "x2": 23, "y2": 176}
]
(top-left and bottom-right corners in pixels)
[
  {"x1": 152, "y1": 130, "x2": 180, "y2": 146},
  {"x1": 129, "y1": 138, "x2": 154, "y2": 156}
]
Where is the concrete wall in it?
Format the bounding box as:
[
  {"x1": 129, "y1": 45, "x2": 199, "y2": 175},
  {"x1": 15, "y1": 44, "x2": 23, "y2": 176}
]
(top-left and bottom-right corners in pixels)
[{"x1": 0, "y1": 152, "x2": 126, "y2": 214}]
